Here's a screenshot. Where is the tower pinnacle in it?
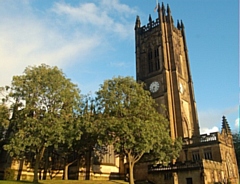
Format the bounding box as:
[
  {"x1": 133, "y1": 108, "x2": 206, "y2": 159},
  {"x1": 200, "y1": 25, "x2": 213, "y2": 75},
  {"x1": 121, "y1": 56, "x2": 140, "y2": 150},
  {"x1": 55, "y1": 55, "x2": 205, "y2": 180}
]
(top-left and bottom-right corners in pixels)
[
  {"x1": 167, "y1": 4, "x2": 171, "y2": 15},
  {"x1": 221, "y1": 116, "x2": 231, "y2": 135},
  {"x1": 135, "y1": 15, "x2": 141, "y2": 30}
]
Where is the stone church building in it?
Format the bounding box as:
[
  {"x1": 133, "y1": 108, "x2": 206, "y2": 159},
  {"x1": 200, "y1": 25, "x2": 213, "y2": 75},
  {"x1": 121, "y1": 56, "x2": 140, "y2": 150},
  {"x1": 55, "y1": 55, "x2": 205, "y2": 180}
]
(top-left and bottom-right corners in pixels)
[
  {"x1": 0, "y1": 3, "x2": 238, "y2": 184},
  {"x1": 133, "y1": 3, "x2": 239, "y2": 184}
]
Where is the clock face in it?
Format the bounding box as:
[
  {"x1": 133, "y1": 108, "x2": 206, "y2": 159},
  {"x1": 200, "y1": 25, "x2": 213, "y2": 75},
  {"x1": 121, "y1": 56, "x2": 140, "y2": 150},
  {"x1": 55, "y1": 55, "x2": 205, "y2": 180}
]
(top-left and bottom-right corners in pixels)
[{"x1": 149, "y1": 81, "x2": 160, "y2": 93}]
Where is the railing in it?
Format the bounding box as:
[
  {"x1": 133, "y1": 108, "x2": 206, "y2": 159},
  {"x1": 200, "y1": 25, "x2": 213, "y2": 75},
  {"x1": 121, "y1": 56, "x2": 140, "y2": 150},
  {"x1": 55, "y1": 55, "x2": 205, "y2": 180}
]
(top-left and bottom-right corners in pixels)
[
  {"x1": 182, "y1": 132, "x2": 218, "y2": 145},
  {"x1": 148, "y1": 162, "x2": 202, "y2": 172},
  {"x1": 200, "y1": 133, "x2": 217, "y2": 142}
]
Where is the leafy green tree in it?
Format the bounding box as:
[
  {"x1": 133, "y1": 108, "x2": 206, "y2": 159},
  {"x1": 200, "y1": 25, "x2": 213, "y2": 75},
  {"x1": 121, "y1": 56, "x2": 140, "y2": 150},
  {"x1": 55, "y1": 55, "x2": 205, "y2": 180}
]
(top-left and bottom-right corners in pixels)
[
  {"x1": 95, "y1": 76, "x2": 182, "y2": 184},
  {"x1": 0, "y1": 104, "x2": 10, "y2": 151},
  {"x1": 232, "y1": 132, "x2": 240, "y2": 171},
  {"x1": 77, "y1": 95, "x2": 110, "y2": 180},
  {"x1": 48, "y1": 95, "x2": 108, "y2": 180},
  {"x1": 4, "y1": 64, "x2": 82, "y2": 183}
]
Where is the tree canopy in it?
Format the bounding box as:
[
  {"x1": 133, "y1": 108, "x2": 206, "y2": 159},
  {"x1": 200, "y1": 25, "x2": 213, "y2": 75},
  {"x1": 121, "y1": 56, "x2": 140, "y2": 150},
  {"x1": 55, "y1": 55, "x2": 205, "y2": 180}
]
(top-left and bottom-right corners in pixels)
[
  {"x1": 95, "y1": 76, "x2": 182, "y2": 184},
  {"x1": 4, "y1": 64, "x2": 82, "y2": 183},
  {"x1": 233, "y1": 132, "x2": 240, "y2": 171},
  {"x1": 2, "y1": 67, "x2": 182, "y2": 183},
  {"x1": 0, "y1": 104, "x2": 9, "y2": 148}
]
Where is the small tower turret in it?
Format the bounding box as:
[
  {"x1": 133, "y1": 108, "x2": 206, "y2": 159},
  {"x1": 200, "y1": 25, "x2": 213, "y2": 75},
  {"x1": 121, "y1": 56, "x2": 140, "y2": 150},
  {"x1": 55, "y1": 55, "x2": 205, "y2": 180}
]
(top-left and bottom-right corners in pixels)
[
  {"x1": 149, "y1": 14, "x2": 152, "y2": 29},
  {"x1": 221, "y1": 116, "x2": 232, "y2": 135},
  {"x1": 177, "y1": 20, "x2": 181, "y2": 29},
  {"x1": 167, "y1": 4, "x2": 171, "y2": 15},
  {"x1": 149, "y1": 14, "x2": 152, "y2": 23},
  {"x1": 157, "y1": 3, "x2": 163, "y2": 24},
  {"x1": 161, "y1": 2, "x2": 165, "y2": 16},
  {"x1": 135, "y1": 15, "x2": 141, "y2": 30},
  {"x1": 181, "y1": 20, "x2": 185, "y2": 29}
]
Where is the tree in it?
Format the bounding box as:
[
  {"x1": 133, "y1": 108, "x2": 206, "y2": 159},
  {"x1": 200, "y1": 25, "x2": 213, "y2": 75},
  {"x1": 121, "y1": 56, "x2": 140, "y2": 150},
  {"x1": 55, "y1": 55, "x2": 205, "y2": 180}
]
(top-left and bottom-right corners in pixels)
[
  {"x1": 95, "y1": 76, "x2": 182, "y2": 184},
  {"x1": 0, "y1": 104, "x2": 10, "y2": 152},
  {"x1": 232, "y1": 132, "x2": 240, "y2": 171},
  {"x1": 77, "y1": 95, "x2": 110, "y2": 180},
  {"x1": 47, "y1": 94, "x2": 108, "y2": 180},
  {"x1": 4, "y1": 64, "x2": 82, "y2": 183}
]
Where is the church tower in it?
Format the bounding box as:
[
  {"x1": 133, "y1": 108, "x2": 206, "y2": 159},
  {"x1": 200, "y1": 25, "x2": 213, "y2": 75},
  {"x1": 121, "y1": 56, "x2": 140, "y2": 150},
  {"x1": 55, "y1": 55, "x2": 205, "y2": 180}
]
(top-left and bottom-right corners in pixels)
[{"x1": 135, "y1": 3, "x2": 200, "y2": 139}]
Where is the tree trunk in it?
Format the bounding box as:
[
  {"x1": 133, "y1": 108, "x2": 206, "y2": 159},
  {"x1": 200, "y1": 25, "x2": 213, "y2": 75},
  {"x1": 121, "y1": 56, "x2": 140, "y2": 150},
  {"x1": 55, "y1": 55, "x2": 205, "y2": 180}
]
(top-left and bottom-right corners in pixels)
[
  {"x1": 17, "y1": 159, "x2": 24, "y2": 180},
  {"x1": 85, "y1": 150, "x2": 91, "y2": 180},
  {"x1": 64, "y1": 163, "x2": 68, "y2": 180},
  {"x1": 64, "y1": 159, "x2": 77, "y2": 180},
  {"x1": 33, "y1": 146, "x2": 46, "y2": 183},
  {"x1": 128, "y1": 157, "x2": 135, "y2": 184},
  {"x1": 33, "y1": 153, "x2": 40, "y2": 183},
  {"x1": 43, "y1": 148, "x2": 49, "y2": 180},
  {"x1": 76, "y1": 155, "x2": 81, "y2": 180}
]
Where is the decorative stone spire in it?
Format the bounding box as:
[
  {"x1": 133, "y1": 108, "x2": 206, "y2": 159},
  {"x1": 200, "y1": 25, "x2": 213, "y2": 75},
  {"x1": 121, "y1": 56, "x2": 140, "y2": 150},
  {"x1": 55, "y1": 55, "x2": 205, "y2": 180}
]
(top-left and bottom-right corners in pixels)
[
  {"x1": 167, "y1": 4, "x2": 171, "y2": 15},
  {"x1": 135, "y1": 15, "x2": 141, "y2": 30},
  {"x1": 177, "y1": 20, "x2": 181, "y2": 29},
  {"x1": 181, "y1": 20, "x2": 185, "y2": 29},
  {"x1": 149, "y1": 14, "x2": 152, "y2": 23},
  {"x1": 161, "y1": 2, "x2": 165, "y2": 16},
  {"x1": 157, "y1": 3, "x2": 161, "y2": 13},
  {"x1": 221, "y1": 116, "x2": 231, "y2": 135},
  {"x1": 157, "y1": 3, "x2": 162, "y2": 23},
  {"x1": 149, "y1": 14, "x2": 153, "y2": 29}
]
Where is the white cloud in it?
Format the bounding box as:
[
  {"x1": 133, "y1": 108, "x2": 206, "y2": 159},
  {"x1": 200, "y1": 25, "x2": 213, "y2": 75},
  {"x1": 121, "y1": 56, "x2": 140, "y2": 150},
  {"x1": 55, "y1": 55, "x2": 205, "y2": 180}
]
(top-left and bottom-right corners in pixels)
[
  {"x1": 52, "y1": 0, "x2": 136, "y2": 38},
  {"x1": 235, "y1": 118, "x2": 239, "y2": 131},
  {"x1": 0, "y1": 0, "x2": 136, "y2": 88},
  {"x1": 200, "y1": 126, "x2": 219, "y2": 135},
  {"x1": 101, "y1": 0, "x2": 137, "y2": 15},
  {"x1": 52, "y1": 2, "x2": 104, "y2": 25},
  {"x1": 198, "y1": 106, "x2": 238, "y2": 134},
  {"x1": 198, "y1": 109, "x2": 222, "y2": 133},
  {"x1": 110, "y1": 61, "x2": 129, "y2": 68},
  {"x1": 0, "y1": 13, "x2": 100, "y2": 86}
]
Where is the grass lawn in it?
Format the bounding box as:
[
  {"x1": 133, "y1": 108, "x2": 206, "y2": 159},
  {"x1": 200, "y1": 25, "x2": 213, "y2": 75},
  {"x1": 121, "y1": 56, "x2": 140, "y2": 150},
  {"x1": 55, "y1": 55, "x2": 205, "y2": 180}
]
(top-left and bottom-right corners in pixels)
[{"x1": 0, "y1": 180, "x2": 128, "y2": 184}]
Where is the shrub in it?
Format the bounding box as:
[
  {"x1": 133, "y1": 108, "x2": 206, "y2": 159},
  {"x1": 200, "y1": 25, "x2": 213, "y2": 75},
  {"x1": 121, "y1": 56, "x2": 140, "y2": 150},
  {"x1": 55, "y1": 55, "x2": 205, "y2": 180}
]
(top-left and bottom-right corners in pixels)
[{"x1": 4, "y1": 168, "x2": 15, "y2": 180}]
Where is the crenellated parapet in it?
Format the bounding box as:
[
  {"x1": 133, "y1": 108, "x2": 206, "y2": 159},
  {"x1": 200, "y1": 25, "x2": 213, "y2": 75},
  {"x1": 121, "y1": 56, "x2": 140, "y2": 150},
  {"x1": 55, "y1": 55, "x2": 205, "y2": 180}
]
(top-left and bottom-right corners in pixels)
[
  {"x1": 182, "y1": 116, "x2": 235, "y2": 147},
  {"x1": 182, "y1": 132, "x2": 219, "y2": 146},
  {"x1": 135, "y1": 3, "x2": 185, "y2": 35},
  {"x1": 140, "y1": 17, "x2": 160, "y2": 33},
  {"x1": 148, "y1": 161, "x2": 202, "y2": 172}
]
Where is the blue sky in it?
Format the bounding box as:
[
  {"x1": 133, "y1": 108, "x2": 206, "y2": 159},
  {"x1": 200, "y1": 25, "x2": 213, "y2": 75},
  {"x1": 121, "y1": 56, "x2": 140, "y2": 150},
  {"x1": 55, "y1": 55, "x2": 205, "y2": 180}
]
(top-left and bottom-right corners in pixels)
[{"x1": 0, "y1": 0, "x2": 238, "y2": 134}]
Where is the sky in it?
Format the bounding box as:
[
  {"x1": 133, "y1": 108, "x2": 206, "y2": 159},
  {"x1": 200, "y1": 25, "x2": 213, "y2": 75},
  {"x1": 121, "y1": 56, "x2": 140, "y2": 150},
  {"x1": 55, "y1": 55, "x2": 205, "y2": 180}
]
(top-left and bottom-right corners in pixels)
[{"x1": 0, "y1": 0, "x2": 239, "y2": 134}]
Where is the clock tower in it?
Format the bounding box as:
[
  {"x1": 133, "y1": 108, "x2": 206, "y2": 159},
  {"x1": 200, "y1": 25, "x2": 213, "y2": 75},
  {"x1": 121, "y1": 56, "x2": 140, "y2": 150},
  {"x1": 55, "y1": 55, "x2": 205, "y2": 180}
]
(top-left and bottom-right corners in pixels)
[{"x1": 135, "y1": 3, "x2": 200, "y2": 139}]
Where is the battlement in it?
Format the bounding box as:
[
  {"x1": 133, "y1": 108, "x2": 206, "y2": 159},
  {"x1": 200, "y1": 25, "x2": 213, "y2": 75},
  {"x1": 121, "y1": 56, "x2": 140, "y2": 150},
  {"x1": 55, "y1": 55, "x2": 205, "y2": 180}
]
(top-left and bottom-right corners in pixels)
[
  {"x1": 182, "y1": 132, "x2": 219, "y2": 145},
  {"x1": 140, "y1": 18, "x2": 160, "y2": 33},
  {"x1": 200, "y1": 133, "x2": 218, "y2": 142},
  {"x1": 182, "y1": 129, "x2": 234, "y2": 147},
  {"x1": 148, "y1": 161, "x2": 202, "y2": 172},
  {"x1": 135, "y1": 3, "x2": 185, "y2": 35},
  {"x1": 148, "y1": 159, "x2": 223, "y2": 173}
]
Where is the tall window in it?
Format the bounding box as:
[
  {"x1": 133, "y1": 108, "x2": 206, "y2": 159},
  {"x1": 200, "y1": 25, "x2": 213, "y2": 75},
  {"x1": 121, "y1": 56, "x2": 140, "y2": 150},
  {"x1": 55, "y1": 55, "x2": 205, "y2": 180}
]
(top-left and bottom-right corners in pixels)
[
  {"x1": 93, "y1": 145, "x2": 115, "y2": 165},
  {"x1": 177, "y1": 54, "x2": 183, "y2": 76},
  {"x1": 148, "y1": 50, "x2": 153, "y2": 73},
  {"x1": 148, "y1": 47, "x2": 160, "y2": 73},
  {"x1": 192, "y1": 151, "x2": 200, "y2": 161},
  {"x1": 154, "y1": 48, "x2": 160, "y2": 70},
  {"x1": 101, "y1": 145, "x2": 115, "y2": 164},
  {"x1": 204, "y1": 148, "x2": 212, "y2": 160}
]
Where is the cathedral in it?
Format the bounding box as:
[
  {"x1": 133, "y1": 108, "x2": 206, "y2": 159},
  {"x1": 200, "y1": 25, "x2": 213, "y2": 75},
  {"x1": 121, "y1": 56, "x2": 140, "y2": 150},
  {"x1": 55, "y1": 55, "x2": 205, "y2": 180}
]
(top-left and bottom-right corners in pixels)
[
  {"x1": 0, "y1": 3, "x2": 239, "y2": 184},
  {"x1": 133, "y1": 3, "x2": 239, "y2": 184}
]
